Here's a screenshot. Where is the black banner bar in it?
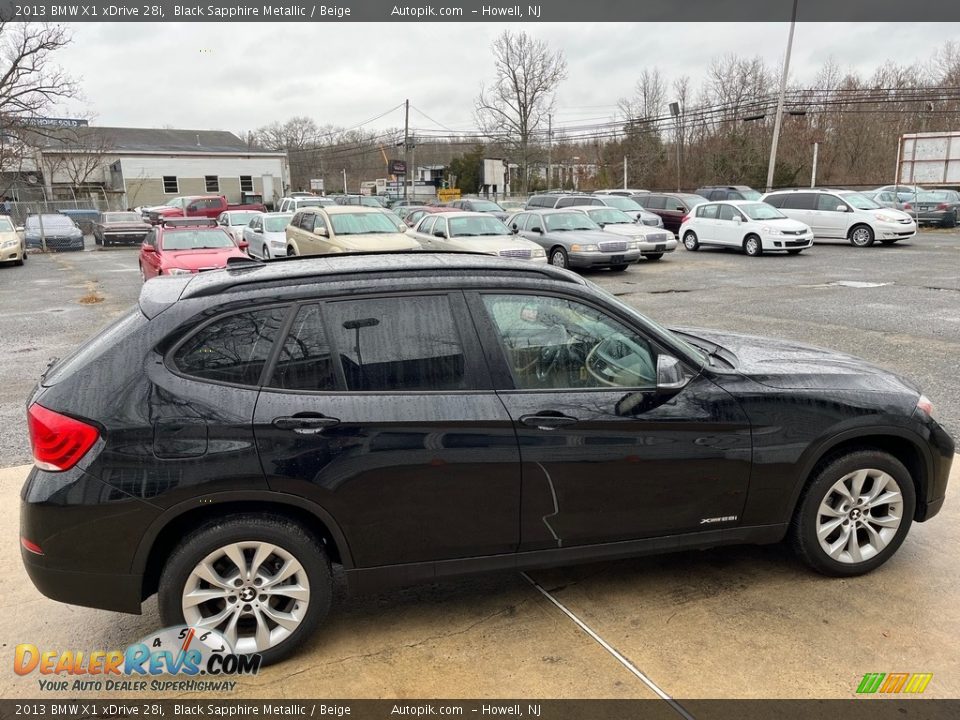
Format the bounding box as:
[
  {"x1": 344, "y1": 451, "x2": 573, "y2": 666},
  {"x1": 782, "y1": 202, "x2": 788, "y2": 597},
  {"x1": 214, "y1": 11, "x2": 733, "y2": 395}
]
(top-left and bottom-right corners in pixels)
[
  {"x1": 1, "y1": 700, "x2": 959, "y2": 720},
  {"x1": 1, "y1": 0, "x2": 960, "y2": 22}
]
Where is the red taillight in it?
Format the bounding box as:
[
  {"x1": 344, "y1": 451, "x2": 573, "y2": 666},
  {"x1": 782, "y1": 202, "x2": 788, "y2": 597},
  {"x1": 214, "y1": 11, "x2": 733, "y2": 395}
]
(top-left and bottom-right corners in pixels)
[
  {"x1": 903, "y1": 203, "x2": 912, "y2": 210},
  {"x1": 27, "y1": 404, "x2": 100, "y2": 472},
  {"x1": 937, "y1": 203, "x2": 949, "y2": 211},
  {"x1": 20, "y1": 537, "x2": 43, "y2": 555}
]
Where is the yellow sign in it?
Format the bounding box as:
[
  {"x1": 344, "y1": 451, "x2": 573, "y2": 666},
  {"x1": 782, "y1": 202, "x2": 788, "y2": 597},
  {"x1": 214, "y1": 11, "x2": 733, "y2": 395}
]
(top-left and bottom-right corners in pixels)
[{"x1": 437, "y1": 188, "x2": 461, "y2": 202}]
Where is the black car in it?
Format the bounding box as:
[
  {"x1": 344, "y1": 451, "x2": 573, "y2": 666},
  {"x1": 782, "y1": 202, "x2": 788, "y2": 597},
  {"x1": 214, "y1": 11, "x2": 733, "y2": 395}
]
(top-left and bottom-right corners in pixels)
[
  {"x1": 22, "y1": 214, "x2": 85, "y2": 251},
  {"x1": 21, "y1": 253, "x2": 953, "y2": 664},
  {"x1": 94, "y1": 211, "x2": 152, "y2": 247}
]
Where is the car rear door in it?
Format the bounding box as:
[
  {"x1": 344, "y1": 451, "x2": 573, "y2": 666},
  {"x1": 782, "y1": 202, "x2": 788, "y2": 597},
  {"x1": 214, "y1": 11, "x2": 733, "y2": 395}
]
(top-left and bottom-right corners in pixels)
[
  {"x1": 468, "y1": 290, "x2": 751, "y2": 549},
  {"x1": 813, "y1": 193, "x2": 849, "y2": 238},
  {"x1": 253, "y1": 291, "x2": 522, "y2": 567},
  {"x1": 779, "y1": 193, "x2": 817, "y2": 233}
]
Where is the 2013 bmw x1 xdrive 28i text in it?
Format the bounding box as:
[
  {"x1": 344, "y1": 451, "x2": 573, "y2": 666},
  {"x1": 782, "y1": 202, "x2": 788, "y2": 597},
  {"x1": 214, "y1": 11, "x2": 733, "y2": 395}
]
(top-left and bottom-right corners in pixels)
[{"x1": 21, "y1": 253, "x2": 953, "y2": 663}]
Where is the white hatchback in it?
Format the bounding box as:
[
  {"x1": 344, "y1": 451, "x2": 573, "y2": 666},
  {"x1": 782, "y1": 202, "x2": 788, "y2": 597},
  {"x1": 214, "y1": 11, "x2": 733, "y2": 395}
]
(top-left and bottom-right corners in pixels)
[{"x1": 678, "y1": 201, "x2": 814, "y2": 257}]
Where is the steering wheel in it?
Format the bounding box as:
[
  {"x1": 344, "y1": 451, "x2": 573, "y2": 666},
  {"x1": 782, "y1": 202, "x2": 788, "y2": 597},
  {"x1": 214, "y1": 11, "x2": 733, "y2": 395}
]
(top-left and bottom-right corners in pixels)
[{"x1": 535, "y1": 324, "x2": 569, "y2": 381}]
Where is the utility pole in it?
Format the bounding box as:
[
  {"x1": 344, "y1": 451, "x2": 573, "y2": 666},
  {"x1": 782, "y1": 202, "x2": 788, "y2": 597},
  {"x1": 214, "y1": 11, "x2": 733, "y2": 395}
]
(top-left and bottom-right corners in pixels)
[
  {"x1": 810, "y1": 141, "x2": 819, "y2": 188},
  {"x1": 765, "y1": 0, "x2": 799, "y2": 193},
  {"x1": 410, "y1": 135, "x2": 416, "y2": 201},
  {"x1": 669, "y1": 102, "x2": 682, "y2": 192},
  {"x1": 547, "y1": 113, "x2": 553, "y2": 191},
  {"x1": 342, "y1": 168, "x2": 347, "y2": 194},
  {"x1": 623, "y1": 156, "x2": 627, "y2": 190},
  {"x1": 403, "y1": 99, "x2": 410, "y2": 200}
]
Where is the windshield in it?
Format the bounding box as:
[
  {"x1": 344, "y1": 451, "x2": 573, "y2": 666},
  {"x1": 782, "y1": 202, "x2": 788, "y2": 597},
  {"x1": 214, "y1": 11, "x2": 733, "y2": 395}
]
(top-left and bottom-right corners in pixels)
[
  {"x1": 917, "y1": 191, "x2": 958, "y2": 202},
  {"x1": 448, "y1": 215, "x2": 511, "y2": 237},
  {"x1": 103, "y1": 212, "x2": 141, "y2": 223},
  {"x1": 544, "y1": 213, "x2": 600, "y2": 232},
  {"x1": 228, "y1": 212, "x2": 260, "y2": 225},
  {"x1": 0, "y1": 218, "x2": 13, "y2": 231},
  {"x1": 164, "y1": 197, "x2": 184, "y2": 207},
  {"x1": 330, "y1": 212, "x2": 399, "y2": 235},
  {"x1": 839, "y1": 192, "x2": 881, "y2": 210},
  {"x1": 264, "y1": 214, "x2": 293, "y2": 232},
  {"x1": 588, "y1": 208, "x2": 633, "y2": 225},
  {"x1": 295, "y1": 199, "x2": 324, "y2": 208},
  {"x1": 741, "y1": 203, "x2": 787, "y2": 220},
  {"x1": 603, "y1": 196, "x2": 643, "y2": 211},
  {"x1": 162, "y1": 229, "x2": 235, "y2": 250},
  {"x1": 471, "y1": 200, "x2": 504, "y2": 212}
]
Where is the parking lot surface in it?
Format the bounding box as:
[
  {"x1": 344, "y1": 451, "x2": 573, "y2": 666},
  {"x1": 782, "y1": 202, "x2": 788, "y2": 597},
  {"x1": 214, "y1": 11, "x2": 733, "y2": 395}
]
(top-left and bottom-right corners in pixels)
[{"x1": 1, "y1": 232, "x2": 958, "y2": 703}]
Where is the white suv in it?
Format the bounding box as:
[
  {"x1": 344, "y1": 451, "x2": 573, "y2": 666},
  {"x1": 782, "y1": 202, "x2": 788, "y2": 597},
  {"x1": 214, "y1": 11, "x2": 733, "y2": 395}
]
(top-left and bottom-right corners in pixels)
[
  {"x1": 678, "y1": 201, "x2": 813, "y2": 257},
  {"x1": 761, "y1": 189, "x2": 916, "y2": 247}
]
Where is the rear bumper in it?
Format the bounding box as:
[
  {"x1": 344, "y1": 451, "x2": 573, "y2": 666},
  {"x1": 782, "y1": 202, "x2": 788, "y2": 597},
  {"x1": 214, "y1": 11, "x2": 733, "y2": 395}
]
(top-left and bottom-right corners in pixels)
[{"x1": 22, "y1": 554, "x2": 142, "y2": 613}]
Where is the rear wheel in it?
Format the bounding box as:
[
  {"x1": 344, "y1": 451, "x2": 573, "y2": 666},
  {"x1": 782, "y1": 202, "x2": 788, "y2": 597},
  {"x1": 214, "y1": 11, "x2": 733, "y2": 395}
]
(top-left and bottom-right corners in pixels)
[
  {"x1": 743, "y1": 235, "x2": 762, "y2": 257},
  {"x1": 682, "y1": 231, "x2": 699, "y2": 251},
  {"x1": 159, "y1": 514, "x2": 332, "y2": 666},
  {"x1": 848, "y1": 224, "x2": 875, "y2": 247},
  {"x1": 791, "y1": 450, "x2": 915, "y2": 577}
]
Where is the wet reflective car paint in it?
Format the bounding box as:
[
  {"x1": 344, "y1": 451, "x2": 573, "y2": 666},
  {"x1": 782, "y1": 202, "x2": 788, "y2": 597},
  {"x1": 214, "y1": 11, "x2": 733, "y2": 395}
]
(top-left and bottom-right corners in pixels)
[{"x1": 19, "y1": 255, "x2": 954, "y2": 615}]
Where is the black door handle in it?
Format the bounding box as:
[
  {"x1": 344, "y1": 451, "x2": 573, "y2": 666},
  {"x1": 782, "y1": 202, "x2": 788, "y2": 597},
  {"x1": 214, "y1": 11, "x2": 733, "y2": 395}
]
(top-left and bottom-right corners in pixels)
[
  {"x1": 519, "y1": 413, "x2": 578, "y2": 431},
  {"x1": 273, "y1": 415, "x2": 340, "y2": 434}
]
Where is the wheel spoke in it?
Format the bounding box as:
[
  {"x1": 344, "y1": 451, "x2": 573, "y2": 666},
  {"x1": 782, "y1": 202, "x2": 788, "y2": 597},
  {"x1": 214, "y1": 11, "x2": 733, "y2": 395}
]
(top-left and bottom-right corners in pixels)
[
  {"x1": 868, "y1": 513, "x2": 901, "y2": 529},
  {"x1": 826, "y1": 526, "x2": 852, "y2": 559},
  {"x1": 818, "y1": 502, "x2": 845, "y2": 518},
  {"x1": 849, "y1": 469, "x2": 868, "y2": 499},
  {"x1": 845, "y1": 527, "x2": 863, "y2": 563},
  {"x1": 193, "y1": 560, "x2": 234, "y2": 590},
  {"x1": 183, "y1": 587, "x2": 231, "y2": 608},
  {"x1": 832, "y1": 480, "x2": 855, "y2": 503},
  {"x1": 869, "y1": 490, "x2": 902, "y2": 509},
  {"x1": 195, "y1": 603, "x2": 234, "y2": 629},
  {"x1": 259, "y1": 603, "x2": 302, "y2": 632},
  {"x1": 861, "y1": 522, "x2": 886, "y2": 552},
  {"x1": 222, "y1": 543, "x2": 249, "y2": 580},
  {"x1": 251, "y1": 607, "x2": 272, "y2": 650},
  {"x1": 262, "y1": 558, "x2": 303, "y2": 587},
  {"x1": 250, "y1": 543, "x2": 278, "y2": 578},
  {"x1": 264, "y1": 583, "x2": 310, "y2": 602},
  {"x1": 221, "y1": 607, "x2": 242, "y2": 649}
]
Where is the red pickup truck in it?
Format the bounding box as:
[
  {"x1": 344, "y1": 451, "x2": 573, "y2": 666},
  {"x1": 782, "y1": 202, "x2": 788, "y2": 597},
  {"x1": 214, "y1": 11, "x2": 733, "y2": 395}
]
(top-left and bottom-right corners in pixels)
[{"x1": 141, "y1": 195, "x2": 266, "y2": 224}]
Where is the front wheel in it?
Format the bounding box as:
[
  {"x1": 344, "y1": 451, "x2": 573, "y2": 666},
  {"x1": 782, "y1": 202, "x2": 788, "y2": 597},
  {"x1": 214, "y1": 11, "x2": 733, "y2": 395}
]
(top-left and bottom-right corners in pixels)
[
  {"x1": 287, "y1": 245, "x2": 297, "y2": 257},
  {"x1": 791, "y1": 450, "x2": 915, "y2": 577},
  {"x1": 549, "y1": 247, "x2": 569, "y2": 269},
  {"x1": 743, "y1": 235, "x2": 762, "y2": 257},
  {"x1": 849, "y1": 224, "x2": 875, "y2": 247},
  {"x1": 158, "y1": 515, "x2": 332, "y2": 666},
  {"x1": 682, "y1": 231, "x2": 699, "y2": 251}
]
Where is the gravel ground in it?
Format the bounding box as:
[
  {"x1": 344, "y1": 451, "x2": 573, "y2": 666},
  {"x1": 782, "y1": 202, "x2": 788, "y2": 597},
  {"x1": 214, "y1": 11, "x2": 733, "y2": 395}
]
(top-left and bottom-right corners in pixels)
[{"x1": 0, "y1": 230, "x2": 957, "y2": 466}]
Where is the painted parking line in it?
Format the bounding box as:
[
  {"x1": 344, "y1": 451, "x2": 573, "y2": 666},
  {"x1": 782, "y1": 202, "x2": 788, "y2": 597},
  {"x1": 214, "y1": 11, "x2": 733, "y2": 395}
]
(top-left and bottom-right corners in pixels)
[{"x1": 522, "y1": 571, "x2": 696, "y2": 719}]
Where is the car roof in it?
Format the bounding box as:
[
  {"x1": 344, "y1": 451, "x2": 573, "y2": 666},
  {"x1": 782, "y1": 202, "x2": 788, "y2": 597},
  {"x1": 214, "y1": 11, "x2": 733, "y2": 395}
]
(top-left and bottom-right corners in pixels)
[
  {"x1": 420, "y1": 211, "x2": 493, "y2": 219},
  {"x1": 523, "y1": 208, "x2": 584, "y2": 215},
  {"x1": 311, "y1": 205, "x2": 383, "y2": 215}
]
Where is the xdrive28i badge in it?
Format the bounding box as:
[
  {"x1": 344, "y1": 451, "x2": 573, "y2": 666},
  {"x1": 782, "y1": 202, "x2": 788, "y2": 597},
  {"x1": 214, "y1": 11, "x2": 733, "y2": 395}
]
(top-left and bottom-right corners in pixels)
[{"x1": 15, "y1": 625, "x2": 261, "y2": 692}]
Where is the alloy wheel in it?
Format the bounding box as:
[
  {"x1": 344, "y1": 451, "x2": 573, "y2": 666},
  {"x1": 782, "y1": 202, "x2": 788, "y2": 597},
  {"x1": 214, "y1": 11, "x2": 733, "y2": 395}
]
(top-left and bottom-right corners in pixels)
[
  {"x1": 815, "y1": 468, "x2": 903, "y2": 564},
  {"x1": 850, "y1": 227, "x2": 873, "y2": 247},
  {"x1": 181, "y1": 541, "x2": 311, "y2": 656}
]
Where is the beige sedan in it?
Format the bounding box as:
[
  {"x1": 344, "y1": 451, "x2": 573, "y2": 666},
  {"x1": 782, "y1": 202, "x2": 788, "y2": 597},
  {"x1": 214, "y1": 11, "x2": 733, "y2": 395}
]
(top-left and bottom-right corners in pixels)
[
  {"x1": 285, "y1": 205, "x2": 420, "y2": 256},
  {"x1": 410, "y1": 211, "x2": 547, "y2": 261},
  {"x1": 0, "y1": 215, "x2": 25, "y2": 266}
]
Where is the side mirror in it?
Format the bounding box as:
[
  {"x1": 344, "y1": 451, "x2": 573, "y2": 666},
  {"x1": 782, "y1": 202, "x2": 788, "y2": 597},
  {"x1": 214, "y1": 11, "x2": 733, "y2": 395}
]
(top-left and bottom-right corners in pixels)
[
  {"x1": 511, "y1": 224, "x2": 519, "y2": 234},
  {"x1": 836, "y1": 205, "x2": 848, "y2": 212},
  {"x1": 314, "y1": 227, "x2": 328, "y2": 237},
  {"x1": 15, "y1": 226, "x2": 23, "y2": 233},
  {"x1": 434, "y1": 230, "x2": 446, "y2": 238},
  {"x1": 733, "y1": 215, "x2": 742, "y2": 224},
  {"x1": 530, "y1": 225, "x2": 543, "y2": 234},
  {"x1": 142, "y1": 244, "x2": 156, "y2": 253},
  {"x1": 656, "y1": 354, "x2": 689, "y2": 395},
  {"x1": 238, "y1": 241, "x2": 249, "y2": 250}
]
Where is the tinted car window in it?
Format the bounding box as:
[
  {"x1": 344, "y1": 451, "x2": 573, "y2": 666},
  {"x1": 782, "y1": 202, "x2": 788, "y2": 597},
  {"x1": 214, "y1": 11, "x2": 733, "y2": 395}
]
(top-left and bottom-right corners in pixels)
[
  {"x1": 325, "y1": 295, "x2": 467, "y2": 392},
  {"x1": 419, "y1": 215, "x2": 436, "y2": 235},
  {"x1": 764, "y1": 194, "x2": 785, "y2": 208},
  {"x1": 482, "y1": 294, "x2": 657, "y2": 390},
  {"x1": 697, "y1": 204, "x2": 719, "y2": 219},
  {"x1": 644, "y1": 195, "x2": 666, "y2": 210},
  {"x1": 269, "y1": 305, "x2": 337, "y2": 391},
  {"x1": 816, "y1": 194, "x2": 844, "y2": 211},
  {"x1": 780, "y1": 193, "x2": 816, "y2": 210},
  {"x1": 174, "y1": 307, "x2": 288, "y2": 386}
]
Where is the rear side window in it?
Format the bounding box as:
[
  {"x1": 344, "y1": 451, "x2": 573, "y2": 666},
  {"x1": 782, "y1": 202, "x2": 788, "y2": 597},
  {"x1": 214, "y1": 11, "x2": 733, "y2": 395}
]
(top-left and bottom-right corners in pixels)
[
  {"x1": 174, "y1": 307, "x2": 288, "y2": 385},
  {"x1": 645, "y1": 195, "x2": 666, "y2": 210},
  {"x1": 781, "y1": 193, "x2": 816, "y2": 210},
  {"x1": 269, "y1": 305, "x2": 337, "y2": 391},
  {"x1": 325, "y1": 295, "x2": 466, "y2": 392}
]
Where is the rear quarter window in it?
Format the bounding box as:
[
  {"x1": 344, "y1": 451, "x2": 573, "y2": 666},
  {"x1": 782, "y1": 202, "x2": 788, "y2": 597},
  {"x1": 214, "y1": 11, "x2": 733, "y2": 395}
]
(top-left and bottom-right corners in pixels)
[{"x1": 172, "y1": 307, "x2": 289, "y2": 386}]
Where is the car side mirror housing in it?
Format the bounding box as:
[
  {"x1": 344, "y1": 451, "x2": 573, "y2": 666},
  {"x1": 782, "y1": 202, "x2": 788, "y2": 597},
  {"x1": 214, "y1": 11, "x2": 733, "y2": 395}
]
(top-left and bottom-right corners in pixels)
[
  {"x1": 16, "y1": 226, "x2": 23, "y2": 233},
  {"x1": 530, "y1": 226, "x2": 543, "y2": 234},
  {"x1": 315, "y1": 228, "x2": 328, "y2": 237},
  {"x1": 836, "y1": 205, "x2": 848, "y2": 212},
  {"x1": 238, "y1": 241, "x2": 249, "y2": 250},
  {"x1": 511, "y1": 224, "x2": 519, "y2": 233},
  {"x1": 656, "y1": 354, "x2": 689, "y2": 395},
  {"x1": 434, "y1": 230, "x2": 446, "y2": 238},
  {"x1": 142, "y1": 244, "x2": 156, "y2": 253},
  {"x1": 733, "y1": 215, "x2": 742, "y2": 224}
]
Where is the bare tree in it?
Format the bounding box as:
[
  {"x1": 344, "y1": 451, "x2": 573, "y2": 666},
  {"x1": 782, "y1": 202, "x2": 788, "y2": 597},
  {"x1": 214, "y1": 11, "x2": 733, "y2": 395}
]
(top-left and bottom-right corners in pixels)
[
  {"x1": 40, "y1": 127, "x2": 115, "y2": 195},
  {"x1": 475, "y1": 30, "x2": 567, "y2": 193},
  {"x1": 0, "y1": 23, "x2": 78, "y2": 197}
]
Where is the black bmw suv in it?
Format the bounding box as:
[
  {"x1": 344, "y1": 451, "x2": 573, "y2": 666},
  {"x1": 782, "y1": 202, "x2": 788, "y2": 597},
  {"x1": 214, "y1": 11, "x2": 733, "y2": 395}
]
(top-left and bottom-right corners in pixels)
[{"x1": 21, "y1": 253, "x2": 953, "y2": 663}]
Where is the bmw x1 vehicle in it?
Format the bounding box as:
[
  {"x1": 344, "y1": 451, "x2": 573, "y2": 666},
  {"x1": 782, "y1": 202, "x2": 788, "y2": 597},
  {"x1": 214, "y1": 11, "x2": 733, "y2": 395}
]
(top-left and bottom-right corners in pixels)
[{"x1": 21, "y1": 253, "x2": 953, "y2": 664}]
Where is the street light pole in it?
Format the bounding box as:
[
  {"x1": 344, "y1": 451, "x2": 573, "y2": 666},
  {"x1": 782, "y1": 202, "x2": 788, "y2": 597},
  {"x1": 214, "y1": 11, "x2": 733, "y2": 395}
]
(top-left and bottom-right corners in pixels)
[
  {"x1": 669, "y1": 102, "x2": 681, "y2": 192},
  {"x1": 765, "y1": 0, "x2": 799, "y2": 193}
]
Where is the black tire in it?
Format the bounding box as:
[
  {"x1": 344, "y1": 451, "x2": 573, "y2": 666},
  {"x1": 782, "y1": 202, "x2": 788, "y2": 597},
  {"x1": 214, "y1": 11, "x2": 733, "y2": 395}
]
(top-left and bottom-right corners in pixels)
[
  {"x1": 94, "y1": 233, "x2": 102, "y2": 246},
  {"x1": 790, "y1": 450, "x2": 915, "y2": 577},
  {"x1": 159, "y1": 514, "x2": 332, "y2": 666},
  {"x1": 743, "y1": 234, "x2": 763, "y2": 257},
  {"x1": 287, "y1": 245, "x2": 297, "y2": 257},
  {"x1": 786, "y1": 249, "x2": 804, "y2": 255},
  {"x1": 645, "y1": 253, "x2": 663, "y2": 261},
  {"x1": 262, "y1": 246, "x2": 270, "y2": 260},
  {"x1": 942, "y1": 212, "x2": 957, "y2": 229},
  {"x1": 848, "y1": 224, "x2": 875, "y2": 247},
  {"x1": 609, "y1": 264, "x2": 629, "y2": 272},
  {"x1": 682, "y1": 231, "x2": 699, "y2": 251},
  {"x1": 549, "y1": 246, "x2": 569, "y2": 269}
]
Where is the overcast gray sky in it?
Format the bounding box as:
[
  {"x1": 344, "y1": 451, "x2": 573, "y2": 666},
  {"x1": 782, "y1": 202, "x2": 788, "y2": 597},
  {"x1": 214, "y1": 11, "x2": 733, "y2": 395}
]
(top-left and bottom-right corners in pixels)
[{"x1": 54, "y1": 22, "x2": 956, "y2": 136}]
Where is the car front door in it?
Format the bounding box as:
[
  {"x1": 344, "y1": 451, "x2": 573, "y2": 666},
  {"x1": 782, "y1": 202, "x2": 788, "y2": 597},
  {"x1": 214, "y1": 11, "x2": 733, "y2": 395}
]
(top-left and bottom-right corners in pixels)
[
  {"x1": 253, "y1": 292, "x2": 522, "y2": 567},
  {"x1": 813, "y1": 193, "x2": 850, "y2": 238},
  {"x1": 469, "y1": 291, "x2": 751, "y2": 549},
  {"x1": 715, "y1": 204, "x2": 742, "y2": 245}
]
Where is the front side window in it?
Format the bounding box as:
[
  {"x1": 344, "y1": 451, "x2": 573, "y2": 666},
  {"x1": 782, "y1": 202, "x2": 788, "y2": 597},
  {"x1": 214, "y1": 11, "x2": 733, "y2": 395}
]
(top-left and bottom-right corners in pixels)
[
  {"x1": 174, "y1": 307, "x2": 288, "y2": 386},
  {"x1": 718, "y1": 204, "x2": 739, "y2": 221},
  {"x1": 482, "y1": 294, "x2": 657, "y2": 390},
  {"x1": 264, "y1": 214, "x2": 292, "y2": 232},
  {"x1": 817, "y1": 194, "x2": 845, "y2": 212},
  {"x1": 325, "y1": 295, "x2": 467, "y2": 392},
  {"x1": 838, "y1": 192, "x2": 881, "y2": 210},
  {"x1": 418, "y1": 215, "x2": 436, "y2": 235},
  {"x1": 544, "y1": 213, "x2": 599, "y2": 232}
]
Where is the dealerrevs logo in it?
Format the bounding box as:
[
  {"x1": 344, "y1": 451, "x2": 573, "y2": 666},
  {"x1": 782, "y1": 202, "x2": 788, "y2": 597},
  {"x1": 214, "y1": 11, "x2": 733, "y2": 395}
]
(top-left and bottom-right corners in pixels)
[{"x1": 15, "y1": 626, "x2": 260, "y2": 690}]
